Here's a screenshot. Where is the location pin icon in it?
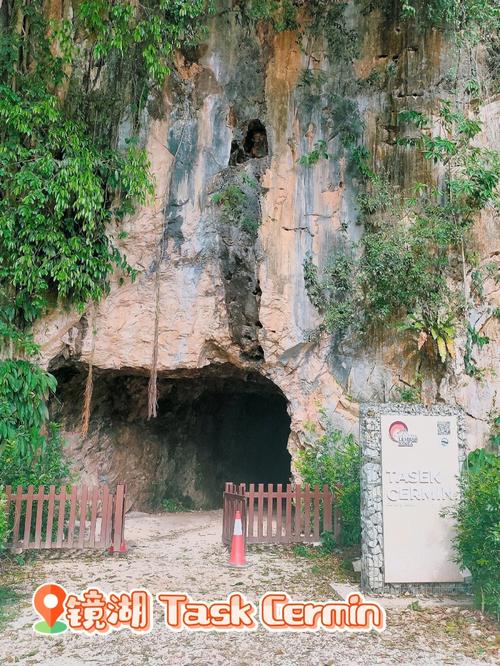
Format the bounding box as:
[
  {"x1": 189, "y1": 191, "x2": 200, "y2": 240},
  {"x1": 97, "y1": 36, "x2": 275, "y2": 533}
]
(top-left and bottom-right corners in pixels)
[{"x1": 33, "y1": 583, "x2": 68, "y2": 634}]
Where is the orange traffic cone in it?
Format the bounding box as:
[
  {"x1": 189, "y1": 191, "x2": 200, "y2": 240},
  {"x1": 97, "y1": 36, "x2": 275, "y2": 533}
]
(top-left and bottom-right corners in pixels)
[{"x1": 227, "y1": 510, "x2": 249, "y2": 567}]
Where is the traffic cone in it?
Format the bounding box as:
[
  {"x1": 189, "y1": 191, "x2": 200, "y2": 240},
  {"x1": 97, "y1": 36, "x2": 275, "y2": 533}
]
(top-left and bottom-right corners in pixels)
[{"x1": 227, "y1": 510, "x2": 248, "y2": 567}]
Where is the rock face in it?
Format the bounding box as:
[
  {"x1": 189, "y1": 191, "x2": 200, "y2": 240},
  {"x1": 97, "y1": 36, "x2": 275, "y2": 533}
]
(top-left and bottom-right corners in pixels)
[{"x1": 37, "y1": 4, "x2": 498, "y2": 509}]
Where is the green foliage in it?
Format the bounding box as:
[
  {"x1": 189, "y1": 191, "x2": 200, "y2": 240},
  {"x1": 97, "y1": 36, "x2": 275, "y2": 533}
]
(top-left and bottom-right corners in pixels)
[
  {"x1": 304, "y1": 102, "x2": 499, "y2": 364},
  {"x1": 297, "y1": 73, "x2": 365, "y2": 171},
  {"x1": 0, "y1": 360, "x2": 69, "y2": 489},
  {"x1": 361, "y1": 225, "x2": 452, "y2": 326},
  {"x1": 0, "y1": 489, "x2": 8, "y2": 551},
  {"x1": 0, "y1": 361, "x2": 54, "y2": 455},
  {"x1": 490, "y1": 414, "x2": 500, "y2": 451},
  {"x1": 464, "y1": 323, "x2": 490, "y2": 377},
  {"x1": 212, "y1": 176, "x2": 261, "y2": 237},
  {"x1": 78, "y1": 0, "x2": 211, "y2": 84},
  {"x1": 451, "y1": 449, "x2": 500, "y2": 617},
  {"x1": 0, "y1": 1, "x2": 213, "y2": 339},
  {"x1": 401, "y1": 311, "x2": 456, "y2": 364},
  {"x1": 0, "y1": 84, "x2": 150, "y2": 331},
  {"x1": 292, "y1": 543, "x2": 311, "y2": 557},
  {"x1": 400, "y1": 0, "x2": 499, "y2": 42},
  {"x1": 162, "y1": 498, "x2": 190, "y2": 513},
  {"x1": 320, "y1": 530, "x2": 337, "y2": 553},
  {"x1": 303, "y1": 249, "x2": 357, "y2": 335},
  {"x1": 0, "y1": 425, "x2": 69, "y2": 491},
  {"x1": 0, "y1": 1, "x2": 212, "y2": 504},
  {"x1": 470, "y1": 261, "x2": 498, "y2": 303},
  {"x1": 307, "y1": 1, "x2": 359, "y2": 63},
  {"x1": 296, "y1": 423, "x2": 361, "y2": 546},
  {"x1": 398, "y1": 102, "x2": 500, "y2": 215},
  {"x1": 395, "y1": 383, "x2": 422, "y2": 403},
  {"x1": 244, "y1": 0, "x2": 298, "y2": 32},
  {"x1": 0, "y1": 586, "x2": 19, "y2": 628},
  {"x1": 0, "y1": 360, "x2": 68, "y2": 551},
  {"x1": 299, "y1": 140, "x2": 329, "y2": 166}
]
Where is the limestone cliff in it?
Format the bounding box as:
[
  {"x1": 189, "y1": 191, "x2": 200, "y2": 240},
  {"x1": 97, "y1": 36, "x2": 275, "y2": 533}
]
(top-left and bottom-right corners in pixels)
[{"x1": 34, "y1": 2, "x2": 499, "y2": 509}]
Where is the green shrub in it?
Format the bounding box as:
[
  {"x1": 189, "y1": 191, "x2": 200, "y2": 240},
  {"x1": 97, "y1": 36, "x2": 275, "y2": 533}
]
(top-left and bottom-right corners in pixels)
[
  {"x1": 0, "y1": 360, "x2": 69, "y2": 490},
  {"x1": 303, "y1": 249, "x2": 358, "y2": 336},
  {"x1": 0, "y1": 425, "x2": 69, "y2": 491},
  {"x1": 320, "y1": 530, "x2": 337, "y2": 553},
  {"x1": 452, "y1": 449, "x2": 500, "y2": 617},
  {"x1": 212, "y1": 177, "x2": 261, "y2": 237},
  {"x1": 162, "y1": 498, "x2": 190, "y2": 513},
  {"x1": 296, "y1": 424, "x2": 361, "y2": 546},
  {"x1": 299, "y1": 140, "x2": 329, "y2": 166},
  {"x1": 304, "y1": 102, "x2": 499, "y2": 366},
  {"x1": 0, "y1": 359, "x2": 69, "y2": 545},
  {"x1": 0, "y1": 488, "x2": 8, "y2": 552},
  {"x1": 244, "y1": 0, "x2": 298, "y2": 32}
]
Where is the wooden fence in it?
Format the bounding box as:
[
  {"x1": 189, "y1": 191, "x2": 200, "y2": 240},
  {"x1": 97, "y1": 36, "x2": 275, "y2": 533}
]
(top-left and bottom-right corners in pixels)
[
  {"x1": 5, "y1": 484, "x2": 126, "y2": 553},
  {"x1": 223, "y1": 483, "x2": 340, "y2": 545},
  {"x1": 222, "y1": 489, "x2": 247, "y2": 548}
]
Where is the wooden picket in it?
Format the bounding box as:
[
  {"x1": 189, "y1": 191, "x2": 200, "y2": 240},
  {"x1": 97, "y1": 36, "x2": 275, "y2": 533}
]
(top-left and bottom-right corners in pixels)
[
  {"x1": 223, "y1": 482, "x2": 340, "y2": 545},
  {"x1": 222, "y1": 486, "x2": 247, "y2": 547},
  {"x1": 4, "y1": 484, "x2": 126, "y2": 552}
]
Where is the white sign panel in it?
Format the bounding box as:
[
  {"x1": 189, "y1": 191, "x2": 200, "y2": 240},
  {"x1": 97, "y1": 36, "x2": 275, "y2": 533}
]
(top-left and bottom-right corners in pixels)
[{"x1": 381, "y1": 413, "x2": 463, "y2": 583}]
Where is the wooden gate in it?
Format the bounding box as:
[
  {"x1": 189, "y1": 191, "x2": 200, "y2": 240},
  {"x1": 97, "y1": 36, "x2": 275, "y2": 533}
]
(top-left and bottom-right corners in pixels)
[
  {"x1": 223, "y1": 482, "x2": 340, "y2": 545},
  {"x1": 5, "y1": 484, "x2": 126, "y2": 553},
  {"x1": 222, "y1": 486, "x2": 247, "y2": 547}
]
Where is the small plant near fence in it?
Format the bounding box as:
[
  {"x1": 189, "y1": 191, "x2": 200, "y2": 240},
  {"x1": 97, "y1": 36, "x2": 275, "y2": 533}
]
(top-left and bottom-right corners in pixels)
[
  {"x1": 297, "y1": 418, "x2": 361, "y2": 547},
  {"x1": 162, "y1": 498, "x2": 192, "y2": 513},
  {"x1": 449, "y1": 448, "x2": 500, "y2": 618},
  {"x1": 0, "y1": 488, "x2": 8, "y2": 552}
]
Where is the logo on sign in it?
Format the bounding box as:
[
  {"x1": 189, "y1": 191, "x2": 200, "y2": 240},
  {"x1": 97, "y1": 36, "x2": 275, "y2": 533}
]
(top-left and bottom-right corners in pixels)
[{"x1": 388, "y1": 421, "x2": 417, "y2": 447}]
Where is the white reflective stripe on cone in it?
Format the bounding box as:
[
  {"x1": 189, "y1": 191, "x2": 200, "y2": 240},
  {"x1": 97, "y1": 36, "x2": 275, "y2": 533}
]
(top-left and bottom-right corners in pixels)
[{"x1": 233, "y1": 518, "x2": 243, "y2": 536}]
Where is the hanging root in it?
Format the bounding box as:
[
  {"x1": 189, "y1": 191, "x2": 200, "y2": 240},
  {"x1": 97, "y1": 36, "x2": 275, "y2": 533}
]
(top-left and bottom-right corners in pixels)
[
  {"x1": 146, "y1": 125, "x2": 184, "y2": 420},
  {"x1": 81, "y1": 302, "x2": 96, "y2": 436},
  {"x1": 148, "y1": 254, "x2": 162, "y2": 419},
  {"x1": 81, "y1": 363, "x2": 93, "y2": 436}
]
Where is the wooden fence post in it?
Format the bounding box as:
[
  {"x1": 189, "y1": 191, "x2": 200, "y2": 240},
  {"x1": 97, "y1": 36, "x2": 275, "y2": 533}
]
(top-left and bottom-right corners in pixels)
[
  {"x1": 323, "y1": 484, "x2": 333, "y2": 533},
  {"x1": 112, "y1": 484, "x2": 126, "y2": 554},
  {"x1": 44, "y1": 485, "x2": 56, "y2": 549},
  {"x1": 23, "y1": 485, "x2": 34, "y2": 549},
  {"x1": 55, "y1": 486, "x2": 66, "y2": 549},
  {"x1": 33, "y1": 486, "x2": 44, "y2": 549}
]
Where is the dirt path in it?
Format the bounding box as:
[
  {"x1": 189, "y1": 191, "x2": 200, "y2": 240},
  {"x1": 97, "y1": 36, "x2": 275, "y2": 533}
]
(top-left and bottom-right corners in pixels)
[{"x1": 0, "y1": 511, "x2": 497, "y2": 665}]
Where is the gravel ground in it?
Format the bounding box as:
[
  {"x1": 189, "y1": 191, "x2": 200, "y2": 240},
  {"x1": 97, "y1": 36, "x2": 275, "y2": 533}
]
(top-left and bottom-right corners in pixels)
[{"x1": 0, "y1": 510, "x2": 497, "y2": 665}]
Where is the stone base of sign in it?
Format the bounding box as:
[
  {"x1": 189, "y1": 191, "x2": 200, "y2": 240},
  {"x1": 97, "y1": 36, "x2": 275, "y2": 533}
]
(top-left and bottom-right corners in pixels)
[
  {"x1": 360, "y1": 403, "x2": 467, "y2": 595},
  {"x1": 373, "y1": 581, "x2": 471, "y2": 595}
]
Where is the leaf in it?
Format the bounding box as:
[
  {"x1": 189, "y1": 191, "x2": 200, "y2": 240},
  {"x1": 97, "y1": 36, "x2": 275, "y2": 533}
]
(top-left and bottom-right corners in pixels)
[
  {"x1": 437, "y1": 336, "x2": 447, "y2": 363},
  {"x1": 445, "y1": 337, "x2": 455, "y2": 359}
]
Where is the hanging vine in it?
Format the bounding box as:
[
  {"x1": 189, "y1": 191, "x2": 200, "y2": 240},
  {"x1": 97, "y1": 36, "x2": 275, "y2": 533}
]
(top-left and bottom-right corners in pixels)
[{"x1": 0, "y1": 0, "x2": 212, "y2": 479}]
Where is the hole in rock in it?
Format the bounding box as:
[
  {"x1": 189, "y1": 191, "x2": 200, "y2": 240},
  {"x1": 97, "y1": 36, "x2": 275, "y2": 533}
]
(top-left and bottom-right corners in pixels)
[
  {"x1": 52, "y1": 364, "x2": 291, "y2": 511},
  {"x1": 243, "y1": 119, "x2": 268, "y2": 158}
]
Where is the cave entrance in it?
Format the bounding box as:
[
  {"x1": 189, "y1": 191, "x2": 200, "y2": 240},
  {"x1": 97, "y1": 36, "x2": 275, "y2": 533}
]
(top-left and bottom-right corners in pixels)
[
  {"x1": 52, "y1": 364, "x2": 291, "y2": 511},
  {"x1": 229, "y1": 119, "x2": 268, "y2": 164}
]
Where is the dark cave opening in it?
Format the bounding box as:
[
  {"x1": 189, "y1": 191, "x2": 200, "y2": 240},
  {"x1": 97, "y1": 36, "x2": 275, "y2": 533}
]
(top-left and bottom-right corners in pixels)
[
  {"x1": 52, "y1": 365, "x2": 291, "y2": 511},
  {"x1": 229, "y1": 119, "x2": 268, "y2": 164},
  {"x1": 243, "y1": 119, "x2": 268, "y2": 158}
]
